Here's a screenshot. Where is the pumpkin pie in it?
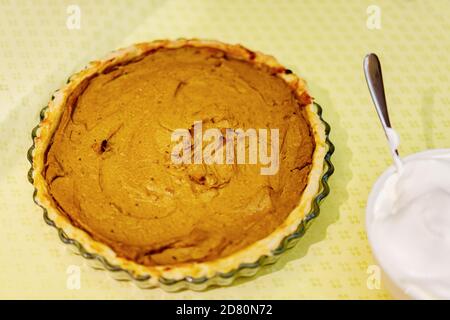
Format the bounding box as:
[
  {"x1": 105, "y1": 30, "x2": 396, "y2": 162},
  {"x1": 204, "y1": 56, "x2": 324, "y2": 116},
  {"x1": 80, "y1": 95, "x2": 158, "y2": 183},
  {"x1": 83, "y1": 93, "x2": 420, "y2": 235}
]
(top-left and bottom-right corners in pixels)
[{"x1": 29, "y1": 39, "x2": 331, "y2": 289}]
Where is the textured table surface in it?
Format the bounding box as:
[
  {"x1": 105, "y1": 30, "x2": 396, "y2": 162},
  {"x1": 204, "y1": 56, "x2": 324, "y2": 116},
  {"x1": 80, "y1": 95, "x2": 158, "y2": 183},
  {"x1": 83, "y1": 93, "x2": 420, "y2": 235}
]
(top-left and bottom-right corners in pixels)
[{"x1": 0, "y1": 0, "x2": 449, "y2": 299}]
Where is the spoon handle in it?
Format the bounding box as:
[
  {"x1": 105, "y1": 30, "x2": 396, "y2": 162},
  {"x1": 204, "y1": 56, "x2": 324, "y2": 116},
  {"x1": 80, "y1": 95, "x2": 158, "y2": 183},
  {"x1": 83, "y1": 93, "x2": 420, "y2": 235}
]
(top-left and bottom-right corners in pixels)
[
  {"x1": 363, "y1": 53, "x2": 392, "y2": 129},
  {"x1": 364, "y1": 53, "x2": 402, "y2": 170}
]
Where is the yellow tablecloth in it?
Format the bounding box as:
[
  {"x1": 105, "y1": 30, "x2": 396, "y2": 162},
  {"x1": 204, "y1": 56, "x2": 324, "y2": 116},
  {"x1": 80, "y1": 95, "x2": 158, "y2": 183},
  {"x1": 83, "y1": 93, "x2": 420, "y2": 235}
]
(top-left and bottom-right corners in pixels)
[{"x1": 0, "y1": 0, "x2": 449, "y2": 299}]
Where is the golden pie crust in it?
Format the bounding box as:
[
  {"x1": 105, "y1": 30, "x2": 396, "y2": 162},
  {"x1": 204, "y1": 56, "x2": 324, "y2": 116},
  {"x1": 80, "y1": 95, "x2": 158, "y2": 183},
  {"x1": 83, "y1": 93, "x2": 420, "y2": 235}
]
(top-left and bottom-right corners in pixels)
[{"x1": 30, "y1": 39, "x2": 328, "y2": 287}]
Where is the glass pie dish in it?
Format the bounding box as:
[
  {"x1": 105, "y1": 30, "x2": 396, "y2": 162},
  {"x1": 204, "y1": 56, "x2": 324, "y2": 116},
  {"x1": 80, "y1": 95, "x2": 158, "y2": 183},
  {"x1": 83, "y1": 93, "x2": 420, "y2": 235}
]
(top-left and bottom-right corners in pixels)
[{"x1": 27, "y1": 39, "x2": 334, "y2": 291}]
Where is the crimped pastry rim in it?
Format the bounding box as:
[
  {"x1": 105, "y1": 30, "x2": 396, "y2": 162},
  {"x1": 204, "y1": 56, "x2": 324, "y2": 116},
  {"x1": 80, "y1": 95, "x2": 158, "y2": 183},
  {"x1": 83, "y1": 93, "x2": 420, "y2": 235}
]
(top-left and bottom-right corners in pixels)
[{"x1": 28, "y1": 39, "x2": 331, "y2": 290}]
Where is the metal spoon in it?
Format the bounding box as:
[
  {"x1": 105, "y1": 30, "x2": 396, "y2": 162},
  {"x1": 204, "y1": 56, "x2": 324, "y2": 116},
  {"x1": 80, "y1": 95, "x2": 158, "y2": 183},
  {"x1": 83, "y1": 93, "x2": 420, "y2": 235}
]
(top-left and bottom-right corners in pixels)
[{"x1": 364, "y1": 53, "x2": 403, "y2": 171}]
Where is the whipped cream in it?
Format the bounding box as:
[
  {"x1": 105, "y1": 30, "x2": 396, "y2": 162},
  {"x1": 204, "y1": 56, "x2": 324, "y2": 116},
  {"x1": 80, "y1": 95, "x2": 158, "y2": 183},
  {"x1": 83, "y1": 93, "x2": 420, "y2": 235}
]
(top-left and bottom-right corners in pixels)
[
  {"x1": 385, "y1": 127, "x2": 403, "y2": 171},
  {"x1": 368, "y1": 149, "x2": 450, "y2": 299}
]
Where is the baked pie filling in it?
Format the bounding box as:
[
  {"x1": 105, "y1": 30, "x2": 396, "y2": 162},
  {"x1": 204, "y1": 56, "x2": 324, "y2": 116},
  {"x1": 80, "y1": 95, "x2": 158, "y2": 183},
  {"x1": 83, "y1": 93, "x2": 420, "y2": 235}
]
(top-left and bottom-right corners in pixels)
[{"x1": 43, "y1": 46, "x2": 315, "y2": 266}]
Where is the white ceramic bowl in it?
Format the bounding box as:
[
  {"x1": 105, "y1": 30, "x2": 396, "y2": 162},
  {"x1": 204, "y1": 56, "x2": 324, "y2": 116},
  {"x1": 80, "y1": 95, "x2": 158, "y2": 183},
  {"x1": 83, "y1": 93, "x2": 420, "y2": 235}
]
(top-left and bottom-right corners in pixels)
[{"x1": 366, "y1": 148, "x2": 450, "y2": 300}]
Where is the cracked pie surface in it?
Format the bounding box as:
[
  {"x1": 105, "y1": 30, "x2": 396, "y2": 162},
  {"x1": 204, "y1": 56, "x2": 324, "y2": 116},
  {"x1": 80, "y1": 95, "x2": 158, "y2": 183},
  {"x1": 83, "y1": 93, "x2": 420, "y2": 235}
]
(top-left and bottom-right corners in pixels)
[{"x1": 31, "y1": 39, "x2": 328, "y2": 287}]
